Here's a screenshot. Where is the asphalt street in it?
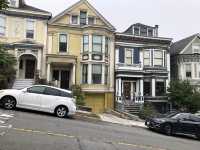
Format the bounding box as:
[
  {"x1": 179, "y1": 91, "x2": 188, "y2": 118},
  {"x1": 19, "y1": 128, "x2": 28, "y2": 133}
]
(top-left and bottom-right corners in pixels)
[{"x1": 0, "y1": 108, "x2": 200, "y2": 150}]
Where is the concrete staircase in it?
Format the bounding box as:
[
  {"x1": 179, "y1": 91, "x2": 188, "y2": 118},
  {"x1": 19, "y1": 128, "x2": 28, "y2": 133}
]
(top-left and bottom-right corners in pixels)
[
  {"x1": 12, "y1": 79, "x2": 35, "y2": 89},
  {"x1": 124, "y1": 104, "x2": 143, "y2": 115}
]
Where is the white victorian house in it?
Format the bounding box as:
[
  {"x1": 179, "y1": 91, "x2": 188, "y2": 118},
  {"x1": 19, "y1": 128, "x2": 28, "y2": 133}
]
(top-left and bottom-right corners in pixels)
[
  {"x1": 170, "y1": 34, "x2": 200, "y2": 88},
  {"x1": 115, "y1": 23, "x2": 172, "y2": 114}
]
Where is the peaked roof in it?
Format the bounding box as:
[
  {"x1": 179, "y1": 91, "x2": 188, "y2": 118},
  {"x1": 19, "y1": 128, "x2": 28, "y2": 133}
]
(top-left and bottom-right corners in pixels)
[
  {"x1": 170, "y1": 34, "x2": 199, "y2": 55},
  {"x1": 49, "y1": 0, "x2": 115, "y2": 31}
]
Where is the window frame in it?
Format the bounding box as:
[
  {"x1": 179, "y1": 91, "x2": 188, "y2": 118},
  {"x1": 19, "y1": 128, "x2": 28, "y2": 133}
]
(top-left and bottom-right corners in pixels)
[
  {"x1": 71, "y1": 15, "x2": 78, "y2": 25},
  {"x1": 27, "y1": 86, "x2": 46, "y2": 94},
  {"x1": 80, "y1": 11, "x2": 87, "y2": 26},
  {"x1": 59, "y1": 33, "x2": 68, "y2": 53},
  {"x1": 88, "y1": 16, "x2": 95, "y2": 25},
  {"x1": 92, "y1": 64, "x2": 102, "y2": 84},
  {"x1": 26, "y1": 19, "x2": 35, "y2": 39},
  {"x1": 92, "y1": 35, "x2": 103, "y2": 53},
  {"x1": 44, "y1": 87, "x2": 61, "y2": 97},
  {"x1": 83, "y1": 34, "x2": 89, "y2": 52},
  {"x1": 0, "y1": 15, "x2": 6, "y2": 36},
  {"x1": 144, "y1": 50, "x2": 151, "y2": 66},
  {"x1": 185, "y1": 64, "x2": 192, "y2": 78},
  {"x1": 125, "y1": 48, "x2": 133, "y2": 65},
  {"x1": 154, "y1": 50, "x2": 163, "y2": 67},
  {"x1": 134, "y1": 27, "x2": 140, "y2": 36},
  {"x1": 82, "y1": 64, "x2": 88, "y2": 84}
]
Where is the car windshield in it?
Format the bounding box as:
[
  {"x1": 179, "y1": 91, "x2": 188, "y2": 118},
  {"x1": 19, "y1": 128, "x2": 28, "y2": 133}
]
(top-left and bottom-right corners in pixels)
[{"x1": 155, "y1": 111, "x2": 178, "y2": 118}]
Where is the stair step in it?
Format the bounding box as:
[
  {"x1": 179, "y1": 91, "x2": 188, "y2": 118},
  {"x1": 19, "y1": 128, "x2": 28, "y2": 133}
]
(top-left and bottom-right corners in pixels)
[{"x1": 12, "y1": 79, "x2": 34, "y2": 89}]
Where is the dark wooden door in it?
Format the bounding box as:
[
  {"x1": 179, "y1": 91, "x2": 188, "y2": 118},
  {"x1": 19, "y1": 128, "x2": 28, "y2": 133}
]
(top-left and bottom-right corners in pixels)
[
  {"x1": 61, "y1": 70, "x2": 70, "y2": 89},
  {"x1": 123, "y1": 82, "x2": 131, "y2": 100},
  {"x1": 25, "y1": 60, "x2": 35, "y2": 79}
]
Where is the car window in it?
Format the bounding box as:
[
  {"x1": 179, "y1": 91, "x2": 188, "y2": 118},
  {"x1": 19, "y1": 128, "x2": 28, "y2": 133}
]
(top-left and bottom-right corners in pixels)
[
  {"x1": 60, "y1": 91, "x2": 72, "y2": 98},
  {"x1": 189, "y1": 115, "x2": 200, "y2": 122},
  {"x1": 44, "y1": 87, "x2": 61, "y2": 97},
  {"x1": 172, "y1": 113, "x2": 190, "y2": 120},
  {"x1": 27, "y1": 86, "x2": 45, "y2": 94}
]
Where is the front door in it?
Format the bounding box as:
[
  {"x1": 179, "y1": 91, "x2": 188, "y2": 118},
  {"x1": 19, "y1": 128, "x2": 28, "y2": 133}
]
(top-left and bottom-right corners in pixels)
[
  {"x1": 61, "y1": 70, "x2": 70, "y2": 89},
  {"x1": 123, "y1": 82, "x2": 131, "y2": 100},
  {"x1": 25, "y1": 60, "x2": 35, "y2": 79}
]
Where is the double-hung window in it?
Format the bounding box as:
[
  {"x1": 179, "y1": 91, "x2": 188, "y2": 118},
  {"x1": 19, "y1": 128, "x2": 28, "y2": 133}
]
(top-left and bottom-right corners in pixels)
[
  {"x1": 83, "y1": 35, "x2": 89, "y2": 52},
  {"x1": 80, "y1": 11, "x2": 87, "y2": 26},
  {"x1": 144, "y1": 50, "x2": 151, "y2": 66},
  {"x1": 140, "y1": 27, "x2": 147, "y2": 36},
  {"x1": 125, "y1": 48, "x2": 133, "y2": 65},
  {"x1": 92, "y1": 35, "x2": 102, "y2": 53},
  {"x1": 134, "y1": 27, "x2": 140, "y2": 36},
  {"x1": 185, "y1": 64, "x2": 192, "y2": 78},
  {"x1": 92, "y1": 64, "x2": 102, "y2": 84},
  {"x1": 82, "y1": 64, "x2": 88, "y2": 84},
  {"x1": 156, "y1": 81, "x2": 165, "y2": 96},
  {"x1": 105, "y1": 37, "x2": 109, "y2": 55},
  {"x1": 88, "y1": 17, "x2": 95, "y2": 25},
  {"x1": 148, "y1": 29, "x2": 153, "y2": 37},
  {"x1": 59, "y1": 34, "x2": 67, "y2": 52},
  {"x1": 0, "y1": 16, "x2": 6, "y2": 36},
  {"x1": 26, "y1": 19, "x2": 34, "y2": 39},
  {"x1": 154, "y1": 50, "x2": 163, "y2": 66}
]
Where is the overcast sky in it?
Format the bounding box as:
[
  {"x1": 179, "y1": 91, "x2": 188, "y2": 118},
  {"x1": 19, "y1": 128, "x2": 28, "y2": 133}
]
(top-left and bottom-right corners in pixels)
[{"x1": 26, "y1": 0, "x2": 200, "y2": 41}]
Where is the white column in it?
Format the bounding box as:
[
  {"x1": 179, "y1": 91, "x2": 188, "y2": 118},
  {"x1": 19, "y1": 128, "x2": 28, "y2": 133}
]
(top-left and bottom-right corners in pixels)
[
  {"x1": 102, "y1": 36, "x2": 106, "y2": 54},
  {"x1": 102, "y1": 64, "x2": 105, "y2": 84},
  {"x1": 140, "y1": 79, "x2": 144, "y2": 96},
  {"x1": 152, "y1": 78, "x2": 156, "y2": 97},
  {"x1": 72, "y1": 64, "x2": 76, "y2": 85},
  {"x1": 118, "y1": 78, "x2": 122, "y2": 97},
  {"x1": 47, "y1": 63, "x2": 51, "y2": 82},
  {"x1": 37, "y1": 50, "x2": 41, "y2": 71},
  {"x1": 89, "y1": 34, "x2": 92, "y2": 53},
  {"x1": 88, "y1": 64, "x2": 92, "y2": 84},
  {"x1": 140, "y1": 50, "x2": 143, "y2": 68}
]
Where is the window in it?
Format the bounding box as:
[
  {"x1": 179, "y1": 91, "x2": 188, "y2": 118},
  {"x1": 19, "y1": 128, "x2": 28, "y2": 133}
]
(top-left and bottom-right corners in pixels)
[
  {"x1": 83, "y1": 35, "x2": 89, "y2": 52},
  {"x1": 134, "y1": 27, "x2": 140, "y2": 36},
  {"x1": 92, "y1": 35, "x2": 102, "y2": 53},
  {"x1": 105, "y1": 37, "x2": 109, "y2": 55},
  {"x1": 156, "y1": 81, "x2": 165, "y2": 96},
  {"x1": 125, "y1": 48, "x2": 133, "y2": 65},
  {"x1": 26, "y1": 19, "x2": 34, "y2": 39},
  {"x1": 154, "y1": 50, "x2": 163, "y2": 66},
  {"x1": 82, "y1": 64, "x2": 88, "y2": 84},
  {"x1": 140, "y1": 27, "x2": 147, "y2": 36},
  {"x1": 59, "y1": 34, "x2": 67, "y2": 52},
  {"x1": 60, "y1": 91, "x2": 72, "y2": 98},
  {"x1": 0, "y1": 16, "x2": 6, "y2": 36},
  {"x1": 88, "y1": 17, "x2": 95, "y2": 25},
  {"x1": 92, "y1": 64, "x2": 102, "y2": 84},
  {"x1": 148, "y1": 29, "x2": 153, "y2": 37},
  {"x1": 9, "y1": 0, "x2": 16, "y2": 6},
  {"x1": 144, "y1": 81, "x2": 151, "y2": 96},
  {"x1": 185, "y1": 64, "x2": 192, "y2": 78},
  {"x1": 27, "y1": 86, "x2": 45, "y2": 94},
  {"x1": 193, "y1": 45, "x2": 200, "y2": 54},
  {"x1": 71, "y1": 15, "x2": 78, "y2": 24},
  {"x1": 44, "y1": 87, "x2": 61, "y2": 96},
  {"x1": 105, "y1": 66, "x2": 108, "y2": 84},
  {"x1": 53, "y1": 70, "x2": 59, "y2": 81},
  {"x1": 80, "y1": 11, "x2": 87, "y2": 26},
  {"x1": 144, "y1": 50, "x2": 150, "y2": 66}
]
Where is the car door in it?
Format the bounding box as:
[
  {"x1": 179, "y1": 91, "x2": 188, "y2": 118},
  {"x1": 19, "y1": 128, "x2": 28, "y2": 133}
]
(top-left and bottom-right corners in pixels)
[
  {"x1": 178, "y1": 114, "x2": 196, "y2": 134},
  {"x1": 40, "y1": 87, "x2": 61, "y2": 112},
  {"x1": 20, "y1": 86, "x2": 45, "y2": 110}
]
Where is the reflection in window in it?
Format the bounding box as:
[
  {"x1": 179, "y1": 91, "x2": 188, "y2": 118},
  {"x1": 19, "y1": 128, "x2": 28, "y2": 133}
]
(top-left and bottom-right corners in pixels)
[
  {"x1": 92, "y1": 35, "x2": 102, "y2": 53},
  {"x1": 92, "y1": 64, "x2": 102, "y2": 84}
]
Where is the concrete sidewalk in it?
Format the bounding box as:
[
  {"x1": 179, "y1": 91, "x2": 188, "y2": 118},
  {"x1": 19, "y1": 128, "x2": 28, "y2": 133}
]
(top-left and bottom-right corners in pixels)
[{"x1": 99, "y1": 113, "x2": 146, "y2": 128}]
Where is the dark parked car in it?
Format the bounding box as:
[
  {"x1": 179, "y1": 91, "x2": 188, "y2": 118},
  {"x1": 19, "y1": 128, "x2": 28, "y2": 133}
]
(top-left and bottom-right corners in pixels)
[{"x1": 145, "y1": 112, "x2": 200, "y2": 139}]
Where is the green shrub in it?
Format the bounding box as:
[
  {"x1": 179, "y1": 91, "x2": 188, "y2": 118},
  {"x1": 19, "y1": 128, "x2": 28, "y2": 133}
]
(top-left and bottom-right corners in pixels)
[
  {"x1": 138, "y1": 103, "x2": 158, "y2": 120},
  {"x1": 71, "y1": 85, "x2": 85, "y2": 106}
]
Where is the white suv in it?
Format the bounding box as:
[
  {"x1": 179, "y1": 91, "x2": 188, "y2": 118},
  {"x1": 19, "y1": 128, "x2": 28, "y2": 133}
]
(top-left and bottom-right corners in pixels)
[{"x1": 0, "y1": 85, "x2": 76, "y2": 118}]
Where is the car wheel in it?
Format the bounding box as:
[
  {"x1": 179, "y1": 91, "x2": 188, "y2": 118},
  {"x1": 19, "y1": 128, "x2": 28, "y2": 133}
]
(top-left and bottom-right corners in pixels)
[
  {"x1": 163, "y1": 124, "x2": 172, "y2": 136},
  {"x1": 2, "y1": 96, "x2": 16, "y2": 110},
  {"x1": 55, "y1": 106, "x2": 68, "y2": 118},
  {"x1": 196, "y1": 132, "x2": 200, "y2": 140}
]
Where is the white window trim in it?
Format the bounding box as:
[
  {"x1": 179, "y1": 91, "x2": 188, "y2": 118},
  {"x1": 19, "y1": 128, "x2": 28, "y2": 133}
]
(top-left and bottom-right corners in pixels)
[
  {"x1": 0, "y1": 15, "x2": 6, "y2": 37},
  {"x1": 185, "y1": 63, "x2": 192, "y2": 79},
  {"x1": 25, "y1": 18, "x2": 36, "y2": 40},
  {"x1": 70, "y1": 14, "x2": 79, "y2": 25},
  {"x1": 143, "y1": 49, "x2": 151, "y2": 66},
  {"x1": 58, "y1": 33, "x2": 69, "y2": 54},
  {"x1": 153, "y1": 49, "x2": 163, "y2": 66}
]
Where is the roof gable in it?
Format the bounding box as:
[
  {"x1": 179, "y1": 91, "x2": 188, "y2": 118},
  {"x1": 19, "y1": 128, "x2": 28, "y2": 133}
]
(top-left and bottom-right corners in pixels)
[
  {"x1": 170, "y1": 34, "x2": 199, "y2": 55},
  {"x1": 49, "y1": 0, "x2": 115, "y2": 31}
]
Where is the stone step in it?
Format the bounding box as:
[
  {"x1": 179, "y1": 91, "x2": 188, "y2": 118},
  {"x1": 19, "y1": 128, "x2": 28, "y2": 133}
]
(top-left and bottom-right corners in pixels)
[{"x1": 12, "y1": 79, "x2": 34, "y2": 89}]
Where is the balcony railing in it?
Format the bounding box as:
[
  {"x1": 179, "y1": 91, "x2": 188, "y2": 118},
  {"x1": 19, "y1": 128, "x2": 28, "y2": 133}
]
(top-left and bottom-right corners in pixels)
[{"x1": 116, "y1": 95, "x2": 144, "y2": 105}]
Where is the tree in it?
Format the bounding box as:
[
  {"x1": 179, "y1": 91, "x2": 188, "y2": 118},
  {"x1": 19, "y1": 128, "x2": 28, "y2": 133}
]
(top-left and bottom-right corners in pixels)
[
  {"x1": 0, "y1": 0, "x2": 9, "y2": 10},
  {"x1": 71, "y1": 85, "x2": 85, "y2": 106},
  {"x1": 167, "y1": 80, "x2": 200, "y2": 113},
  {"x1": 0, "y1": 45, "x2": 16, "y2": 89}
]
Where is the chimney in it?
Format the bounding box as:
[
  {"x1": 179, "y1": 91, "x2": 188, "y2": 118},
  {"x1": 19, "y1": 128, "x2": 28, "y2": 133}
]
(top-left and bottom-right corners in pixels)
[{"x1": 154, "y1": 25, "x2": 159, "y2": 37}]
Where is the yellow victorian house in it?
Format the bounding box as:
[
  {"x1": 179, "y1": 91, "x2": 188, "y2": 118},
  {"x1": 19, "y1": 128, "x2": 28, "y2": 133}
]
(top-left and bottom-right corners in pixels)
[
  {"x1": 47, "y1": 0, "x2": 115, "y2": 113},
  {"x1": 0, "y1": 0, "x2": 51, "y2": 89}
]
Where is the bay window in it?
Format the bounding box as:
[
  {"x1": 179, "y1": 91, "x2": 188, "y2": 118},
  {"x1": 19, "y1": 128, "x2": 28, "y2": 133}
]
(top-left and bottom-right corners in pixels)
[
  {"x1": 92, "y1": 64, "x2": 102, "y2": 84},
  {"x1": 0, "y1": 16, "x2": 6, "y2": 36},
  {"x1": 82, "y1": 64, "x2": 88, "y2": 84},
  {"x1": 83, "y1": 35, "x2": 89, "y2": 52},
  {"x1": 59, "y1": 34, "x2": 67, "y2": 52},
  {"x1": 144, "y1": 50, "x2": 150, "y2": 66},
  {"x1": 26, "y1": 19, "x2": 34, "y2": 39},
  {"x1": 154, "y1": 50, "x2": 163, "y2": 66},
  {"x1": 92, "y1": 35, "x2": 102, "y2": 53}
]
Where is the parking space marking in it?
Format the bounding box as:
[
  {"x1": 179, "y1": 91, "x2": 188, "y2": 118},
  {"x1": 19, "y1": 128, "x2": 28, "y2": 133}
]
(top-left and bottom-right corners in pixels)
[{"x1": 12, "y1": 127, "x2": 167, "y2": 150}]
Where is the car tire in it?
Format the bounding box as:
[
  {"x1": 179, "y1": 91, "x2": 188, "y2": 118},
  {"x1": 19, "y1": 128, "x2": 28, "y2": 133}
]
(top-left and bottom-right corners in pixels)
[
  {"x1": 55, "y1": 106, "x2": 68, "y2": 118},
  {"x1": 2, "y1": 96, "x2": 16, "y2": 110},
  {"x1": 163, "y1": 124, "x2": 172, "y2": 136}
]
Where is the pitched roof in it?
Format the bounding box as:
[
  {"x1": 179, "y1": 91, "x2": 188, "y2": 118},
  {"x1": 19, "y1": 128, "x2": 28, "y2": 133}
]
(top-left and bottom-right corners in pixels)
[
  {"x1": 49, "y1": 0, "x2": 115, "y2": 31},
  {"x1": 170, "y1": 34, "x2": 199, "y2": 55}
]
